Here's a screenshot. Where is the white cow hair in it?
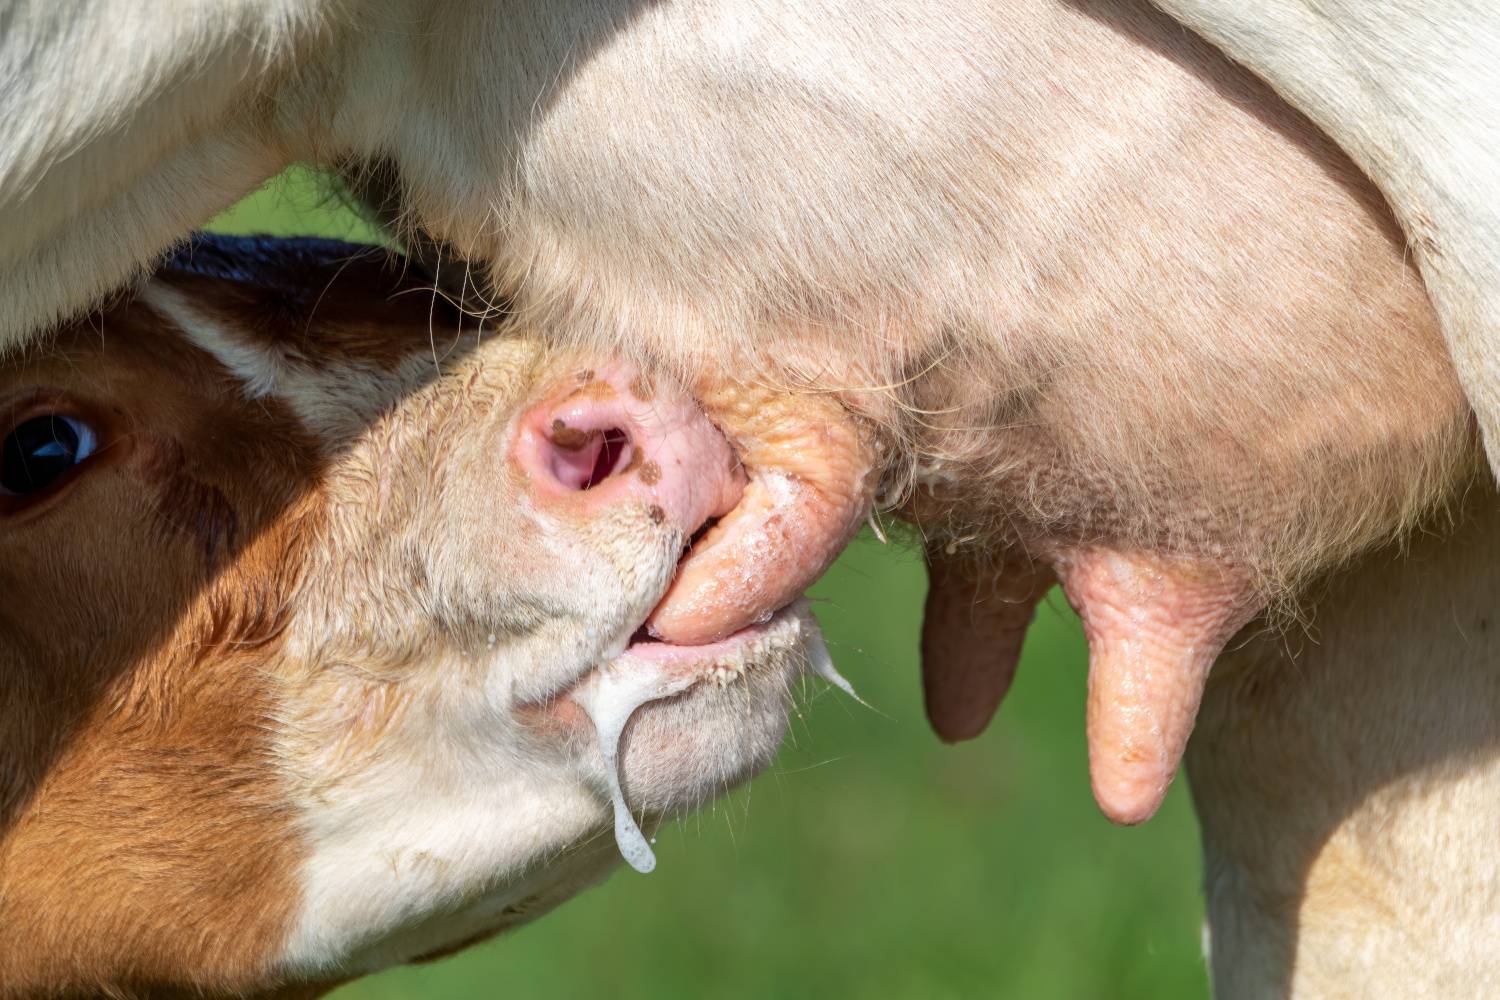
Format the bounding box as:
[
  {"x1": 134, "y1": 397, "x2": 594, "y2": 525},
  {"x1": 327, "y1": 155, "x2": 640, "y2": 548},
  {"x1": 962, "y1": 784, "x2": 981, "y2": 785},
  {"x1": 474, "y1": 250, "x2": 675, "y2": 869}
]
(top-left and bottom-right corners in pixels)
[
  {"x1": 0, "y1": 0, "x2": 324, "y2": 341},
  {"x1": 1150, "y1": 0, "x2": 1500, "y2": 477},
  {"x1": 3, "y1": 1, "x2": 1499, "y2": 491},
  {"x1": 1191, "y1": 482, "x2": 1500, "y2": 997},
  {"x1": 4, "y1": 0, "x2": 1500, "y2": 990}
]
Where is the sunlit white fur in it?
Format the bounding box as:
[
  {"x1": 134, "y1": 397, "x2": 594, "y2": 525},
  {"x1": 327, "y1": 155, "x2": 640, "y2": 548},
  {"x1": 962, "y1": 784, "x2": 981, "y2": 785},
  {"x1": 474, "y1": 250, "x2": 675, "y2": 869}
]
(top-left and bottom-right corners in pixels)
[
  {"x1": 0, "y1": 0, "x2": 322, "y2": 340},
  {"x1": 1150, "y1": 0, "x2": 1500, "y2": 476},
  {"x1": 7, "y1": 0, "x2": 1500, "y2": 990},
  {"x1": 273, "y1": 651, "x2": 619, "y2": 975}
]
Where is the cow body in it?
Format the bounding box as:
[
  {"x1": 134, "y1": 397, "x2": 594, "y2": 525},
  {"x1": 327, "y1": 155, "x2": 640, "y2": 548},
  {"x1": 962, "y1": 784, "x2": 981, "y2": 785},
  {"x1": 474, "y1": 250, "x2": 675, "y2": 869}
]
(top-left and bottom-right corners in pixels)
[
  {"x1": 2, "y1": 0, "x2": 1476, "y2": 765},
  {"x1": 4, "y1": 1, "x2": 1497, "y2": 482},
  {"x1": 3, "y1": 0, "x2": 1494, "y2": 993},
  {"x1": 1152, "y1": 0, "x2": 1500, "y2": 477}
]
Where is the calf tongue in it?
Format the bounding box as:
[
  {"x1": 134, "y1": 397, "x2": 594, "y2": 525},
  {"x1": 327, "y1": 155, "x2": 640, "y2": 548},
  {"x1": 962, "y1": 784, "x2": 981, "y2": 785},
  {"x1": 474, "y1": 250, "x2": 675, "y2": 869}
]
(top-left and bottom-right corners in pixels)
[
  {"x1": 922, "y1": 544, "x2": 1261, "y2": 825},
  {"x1": 647, "y1": 381, "x2": 874, "y2": 644}
]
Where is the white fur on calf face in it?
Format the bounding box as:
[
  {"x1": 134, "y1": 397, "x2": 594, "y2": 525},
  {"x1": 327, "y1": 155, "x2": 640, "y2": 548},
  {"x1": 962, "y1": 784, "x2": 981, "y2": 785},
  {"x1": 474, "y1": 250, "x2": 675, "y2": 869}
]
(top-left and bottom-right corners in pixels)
[{"x1": 247, "y1": 335, "x2": 779, "y2": 975}]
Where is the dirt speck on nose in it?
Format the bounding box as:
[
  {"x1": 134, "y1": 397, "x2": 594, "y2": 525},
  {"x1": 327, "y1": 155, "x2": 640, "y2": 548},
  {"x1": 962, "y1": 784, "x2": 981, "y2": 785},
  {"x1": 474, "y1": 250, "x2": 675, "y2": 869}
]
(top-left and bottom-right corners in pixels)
[
  {"x1": 648, "y1": 504, "x2": 666, "y2": 525},
  {"x1": 629, "y1": 375, "x2": 655, "y2": 402},
  {"x1": 638, "y1": 460, "x2": 662, "y2": 486},
  {"x1": 550, "y1": 419, "x2": 592, "y2": 451}
]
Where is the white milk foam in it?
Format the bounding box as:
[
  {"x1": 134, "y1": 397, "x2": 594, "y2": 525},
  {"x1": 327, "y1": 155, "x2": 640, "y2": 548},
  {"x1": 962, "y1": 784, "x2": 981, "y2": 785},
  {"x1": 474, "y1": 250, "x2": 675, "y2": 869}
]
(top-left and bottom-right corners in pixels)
[
  {"x1": 575, "y1": 603, "x2": 865, "y2": 874},
  {"x1": 572, "y1": 659, "x2": 695, "y2": 873},
  {"x1": 803, "y1": 628, "x2": 868, "y2": 708}
]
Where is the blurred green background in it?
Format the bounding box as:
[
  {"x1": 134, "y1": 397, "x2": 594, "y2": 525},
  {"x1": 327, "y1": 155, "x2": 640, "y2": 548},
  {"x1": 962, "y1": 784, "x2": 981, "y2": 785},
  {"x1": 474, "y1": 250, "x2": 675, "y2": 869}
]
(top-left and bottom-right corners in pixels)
[{"x1": 209, "y1": 171, "x2": 1208, "y2": 1000}]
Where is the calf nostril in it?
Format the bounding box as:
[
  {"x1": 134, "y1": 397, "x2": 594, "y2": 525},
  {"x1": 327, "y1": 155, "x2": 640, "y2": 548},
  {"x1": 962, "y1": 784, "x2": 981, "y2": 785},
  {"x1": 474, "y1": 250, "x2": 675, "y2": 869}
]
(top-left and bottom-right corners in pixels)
[
  {"x1": 587, "y1": 428, "x2": 632, "y2": 489},
  {"x1": 546, "y1": 420, "x2": 634, "y2": 491}
]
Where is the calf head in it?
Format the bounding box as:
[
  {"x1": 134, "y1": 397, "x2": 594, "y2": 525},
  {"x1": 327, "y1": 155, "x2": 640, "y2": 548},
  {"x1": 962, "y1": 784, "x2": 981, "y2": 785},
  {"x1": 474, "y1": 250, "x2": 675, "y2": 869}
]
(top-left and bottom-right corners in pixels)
[{"x1": 0, "y1": 236, "x2": 818, "y2": 997}]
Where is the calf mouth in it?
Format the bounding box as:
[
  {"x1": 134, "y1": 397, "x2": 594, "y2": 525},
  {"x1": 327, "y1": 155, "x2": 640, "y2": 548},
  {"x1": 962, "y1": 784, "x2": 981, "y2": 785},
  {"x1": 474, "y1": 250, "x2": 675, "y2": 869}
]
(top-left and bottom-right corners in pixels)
[
  {"x1": 520, "y1": 599, "x2": 856, "y2": 874},
  {"x1": 616, "y1": 598, "x2": 812, "y2": 688},
  {"x1": 584, "y1": 601, "x2": 822, "y2": 872},
  {"x1": 524, "y1": 599, "x2": 818, "y2": 730}
]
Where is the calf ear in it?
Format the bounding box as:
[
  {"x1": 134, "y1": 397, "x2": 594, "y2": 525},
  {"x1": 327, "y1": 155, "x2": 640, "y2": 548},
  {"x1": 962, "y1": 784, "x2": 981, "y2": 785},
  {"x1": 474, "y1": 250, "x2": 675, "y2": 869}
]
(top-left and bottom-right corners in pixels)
[
  {"x1": 139, "y1": 278, "x2": 297, "y2": 401},
  {"x1": 142, "y1": 235, "x2": 486, "y2": 438}
]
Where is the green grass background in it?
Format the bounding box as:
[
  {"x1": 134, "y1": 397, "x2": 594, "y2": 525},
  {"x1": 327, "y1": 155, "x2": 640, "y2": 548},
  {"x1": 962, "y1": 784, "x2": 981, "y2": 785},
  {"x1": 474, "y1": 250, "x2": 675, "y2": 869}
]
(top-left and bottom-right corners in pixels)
[{"x1": 209, "y1": 171, "x2": 1208, "y2": 1000}]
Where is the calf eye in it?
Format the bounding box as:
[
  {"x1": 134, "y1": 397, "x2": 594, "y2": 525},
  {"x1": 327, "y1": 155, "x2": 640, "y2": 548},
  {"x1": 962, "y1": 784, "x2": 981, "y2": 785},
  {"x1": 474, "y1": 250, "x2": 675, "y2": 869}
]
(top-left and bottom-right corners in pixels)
[{"x1": 0, "y1": 415, "x2": 98, "y2": 496}]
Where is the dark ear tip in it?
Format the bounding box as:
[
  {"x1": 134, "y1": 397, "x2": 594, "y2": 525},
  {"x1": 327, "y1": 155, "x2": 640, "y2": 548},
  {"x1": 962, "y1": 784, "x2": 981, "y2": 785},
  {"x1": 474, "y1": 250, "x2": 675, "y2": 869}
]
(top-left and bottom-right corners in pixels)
[
  {"x1": 161, "y1": 232, "x2": 507, "y2": 330},
  {"x1": 160, "y1": 232, "x2": 396, "y2": 289}
]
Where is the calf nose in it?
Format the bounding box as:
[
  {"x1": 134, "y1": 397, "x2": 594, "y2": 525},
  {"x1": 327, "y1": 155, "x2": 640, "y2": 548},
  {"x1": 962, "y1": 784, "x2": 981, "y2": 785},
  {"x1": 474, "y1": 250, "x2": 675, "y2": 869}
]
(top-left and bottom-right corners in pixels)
[{"x1": 515, "y1": 366, "x2": 746, "y2": 539}]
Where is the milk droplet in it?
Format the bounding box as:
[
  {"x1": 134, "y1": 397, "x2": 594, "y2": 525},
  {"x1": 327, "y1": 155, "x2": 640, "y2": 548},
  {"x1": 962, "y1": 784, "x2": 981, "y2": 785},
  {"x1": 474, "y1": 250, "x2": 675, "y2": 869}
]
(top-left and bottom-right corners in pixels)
[
  {"x1": 805, "y1": 629, "x2": 870, "y2": 708},
  {"x1": 572, "y1": 659, "x2": 695, "y2": 874}
]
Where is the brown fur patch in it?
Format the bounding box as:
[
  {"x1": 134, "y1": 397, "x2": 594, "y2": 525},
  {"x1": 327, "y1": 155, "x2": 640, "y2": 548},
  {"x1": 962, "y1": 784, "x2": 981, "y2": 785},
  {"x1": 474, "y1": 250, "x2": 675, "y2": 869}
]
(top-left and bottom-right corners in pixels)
[
  {"x1": 139, "y1": 434, "x2": 241, "y2": 563},
  {"x1": 0, "y1": 291, "x2": 320, "y2": 996},
  {"x1": 572, "y1": 379, "x2": 616, "y2": 401}
]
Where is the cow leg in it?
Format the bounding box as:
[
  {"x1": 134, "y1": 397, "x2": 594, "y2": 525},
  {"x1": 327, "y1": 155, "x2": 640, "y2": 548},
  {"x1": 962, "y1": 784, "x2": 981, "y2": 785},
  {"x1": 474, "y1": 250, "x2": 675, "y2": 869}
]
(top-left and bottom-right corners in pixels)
[{"x1": 1188, "y1": 480, "x2": 1500, "y2": 998}]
